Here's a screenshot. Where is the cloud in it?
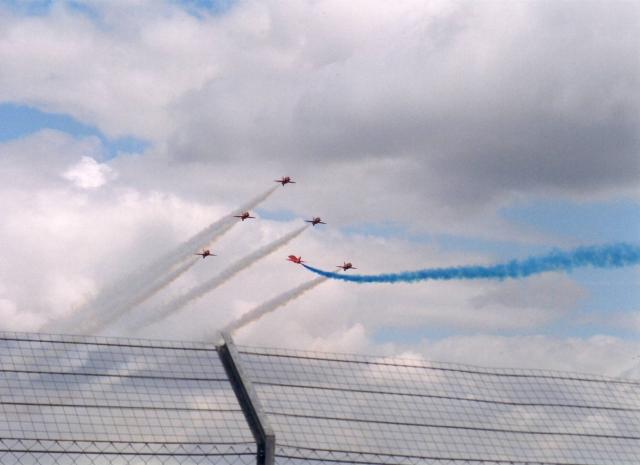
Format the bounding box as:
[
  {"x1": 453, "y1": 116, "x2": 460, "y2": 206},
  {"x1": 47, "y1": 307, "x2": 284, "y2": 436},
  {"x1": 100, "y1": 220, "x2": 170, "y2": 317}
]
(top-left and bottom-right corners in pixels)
[
  {"x1": 0, "y1": 1, "x2": 220, "y2": 139},
  {"x1": 0, "y1": 131, "x2": 230, "y2": 328},
  {"x1": 0, "y1": 1, "x2": 637, "y2": 378},
  {"x1": 1, "y1": 0, "x2": 637, "y2": 224},
  {"x1": 0, "y1": 290, "x2": 45, "y2": 331},
  {"x1": 578, "y1": 309, "x2": 640, "y2": 333},
  {"x1": 0, "y1": 127, "x2": 634, "y2": 378},
  {"x1": 411, "y1": 333, "x2": 640, "y2": 378},
  {"x1": 133, "y1": 225, "x2": 309, "y2": 332},
  {"x1": 233, "y1": 318, "x2": 640, "y2": 377},
  {"x1": 63, "y1": 156, "x2": 116, "y2": 189},
  {"x1": 164, "y1": 0, "x2": 640, "y2": 219},
  {"x1": 229, "y1": 232, "x2": 588, "y2": 333}
]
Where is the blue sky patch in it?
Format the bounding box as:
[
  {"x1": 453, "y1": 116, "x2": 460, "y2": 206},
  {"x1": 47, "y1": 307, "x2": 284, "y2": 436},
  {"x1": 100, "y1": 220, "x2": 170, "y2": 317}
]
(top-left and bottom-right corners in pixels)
[
  {"x1": 1, "y1": 0, "x2": 53, "y2": 16},
  {"x1": 0, "y1": 102, "x2": 149, "y2": 158},
  {"x1": 174, "y1": 0, "x2": 235, "y2": 16},
  {"x1": 2, "y1": 0, "x2": 234, "y2": 17},
  {"x1": 255, "y1": 208, "x2": 299, "y2": 222},
  {"x1": 66, "y1": 1, "x2": 100, "y2": 21},
  {"x1": 342, "y1": 221, "x2": 411, "y2": 240},
  {"x1": 435, "y1": 234, "x2": 550, "y2": 261},
  {"x1": 2, "y1": 1, "x2": 101, "y2": 23},
  {"x1": 502, "y1": 198, "x2": 640, "y2": 244},
  {"x1": 374, "y1": 326, "x2": 460, "y2": 345},
  {"x1": 350, "y1": 201, "x2": 639, "y2": 343},
  {"x1": 571, "y1": 267, "x2": 640, "y2": 313}
]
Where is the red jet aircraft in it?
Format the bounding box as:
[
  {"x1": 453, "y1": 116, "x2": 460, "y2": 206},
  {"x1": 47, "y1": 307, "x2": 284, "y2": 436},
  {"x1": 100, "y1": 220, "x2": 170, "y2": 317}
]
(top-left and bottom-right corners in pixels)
[
  {"x1": 234, "y1": 211, "x2": 255, "y2": 221},
  {"x1": 305, "y1": 217, "x2": 326, "y2": 226},
  {"x1": 195, "y1": 249, "x2": 216, "y2": 259},
  {"x1": 275, "y1": 176, "x2": 295, "y2": 186},
  {"x1": 287, "y1": 255, "x2": 305, "y2": 264},
  {"x1": 337, "y1": 262, "x2": 357, "y2": 271}
]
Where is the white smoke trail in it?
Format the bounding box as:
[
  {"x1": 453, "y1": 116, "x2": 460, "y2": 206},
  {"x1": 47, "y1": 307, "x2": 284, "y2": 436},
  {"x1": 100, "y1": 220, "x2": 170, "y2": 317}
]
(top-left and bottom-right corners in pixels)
[
  {"x1": 46, "y1": 186, "x2": 278, "y2": 334},
  {"x1": 89, "y1": 257, "x2": 200, "y2": 334},
  {"x1": 131, "y1": 225, "x2": 309, "y2": 331},
  {"x1": 223, "y1": 276, "x2": 327, "y2": 334}
]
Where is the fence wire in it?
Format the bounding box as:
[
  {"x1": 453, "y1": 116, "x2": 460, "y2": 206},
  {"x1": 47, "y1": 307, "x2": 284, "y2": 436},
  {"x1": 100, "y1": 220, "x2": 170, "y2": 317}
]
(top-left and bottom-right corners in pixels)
[
  {"x1": 0, "y1": 332, "x2": 255, "y2": 465},
  {"x1": 237, "y1": 346, "x2": 640, "y2": 465},
  {"x1": 1, "y1": 332, "x2": 639, "y2": 465}
]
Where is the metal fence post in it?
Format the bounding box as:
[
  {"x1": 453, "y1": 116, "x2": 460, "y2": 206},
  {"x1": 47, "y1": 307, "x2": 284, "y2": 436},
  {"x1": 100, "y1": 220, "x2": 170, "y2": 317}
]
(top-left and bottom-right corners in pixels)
[{"x1": 216, "y1": 331, "x2": 275, "y2": 465}]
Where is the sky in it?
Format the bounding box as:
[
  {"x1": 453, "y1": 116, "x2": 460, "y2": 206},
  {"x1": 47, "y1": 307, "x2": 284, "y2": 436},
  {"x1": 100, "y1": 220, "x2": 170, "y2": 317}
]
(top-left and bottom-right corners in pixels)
[{"x1": 0, "y1": 0, "x2": 638, "y2": 377}]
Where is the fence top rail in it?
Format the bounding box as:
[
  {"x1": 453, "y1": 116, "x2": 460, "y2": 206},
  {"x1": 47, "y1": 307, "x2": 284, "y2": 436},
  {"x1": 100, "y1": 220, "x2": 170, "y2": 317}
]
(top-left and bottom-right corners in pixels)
[
  {"x1": 1, "y1": 331, "x2": 637, "y2": 383},
  {"x1": 0, "y1": 331, "x2": 219, "y2": 352},
  {"x1": 238, "y1": 345, "x2": 640, "y2": 385}
]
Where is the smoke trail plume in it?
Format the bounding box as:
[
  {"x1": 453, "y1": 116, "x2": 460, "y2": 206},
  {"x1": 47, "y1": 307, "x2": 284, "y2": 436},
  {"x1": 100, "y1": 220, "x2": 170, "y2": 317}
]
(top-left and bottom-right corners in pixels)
[
  {"x1": 303, "y1": 243, "x2": 640, "y2": 284},
  {"x1": 132, "y1": 225, "x2": 309, "y2": 330},
  {"x1": 90, "y1": 258, "x2": 200, "y2": 334},
  {"x1": 224, "y1": 277, "x2": 327, "y2": 334},
  {"x1": 46, "y1": 186, "x2": 278, "y2": 334}
]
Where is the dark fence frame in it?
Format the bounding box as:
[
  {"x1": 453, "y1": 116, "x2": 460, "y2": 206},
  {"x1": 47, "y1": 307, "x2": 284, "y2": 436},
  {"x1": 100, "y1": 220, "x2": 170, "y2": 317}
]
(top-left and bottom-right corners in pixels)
[{"x1": 217, "y1": 332, "x2": 275, "y2": 465}]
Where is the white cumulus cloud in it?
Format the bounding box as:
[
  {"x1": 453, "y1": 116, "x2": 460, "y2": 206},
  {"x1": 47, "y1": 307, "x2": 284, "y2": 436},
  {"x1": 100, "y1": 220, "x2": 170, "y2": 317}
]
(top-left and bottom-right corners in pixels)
[{"x1": 63, "y1": 156, "x2": 117, "y2": 189}]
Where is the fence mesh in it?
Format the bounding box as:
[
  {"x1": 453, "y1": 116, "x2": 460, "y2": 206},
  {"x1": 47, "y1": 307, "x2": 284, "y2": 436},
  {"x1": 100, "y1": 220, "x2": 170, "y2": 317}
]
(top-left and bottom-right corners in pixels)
[
  {"x1": 1, "y1": 331, "x2": 638, "y2": 465},
  {"x1": 0, "y1": 332, "x2": 255, "y2": 465},
  {"x1": 237, "y1": 346, "x2": 640, "y2": 465}
]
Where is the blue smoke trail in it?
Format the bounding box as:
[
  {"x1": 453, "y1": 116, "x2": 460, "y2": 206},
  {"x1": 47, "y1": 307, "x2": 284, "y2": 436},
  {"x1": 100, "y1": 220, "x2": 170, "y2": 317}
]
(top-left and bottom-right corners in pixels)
[{"x1": 303, "y1": 243, "x2": 640, "y2": 284}]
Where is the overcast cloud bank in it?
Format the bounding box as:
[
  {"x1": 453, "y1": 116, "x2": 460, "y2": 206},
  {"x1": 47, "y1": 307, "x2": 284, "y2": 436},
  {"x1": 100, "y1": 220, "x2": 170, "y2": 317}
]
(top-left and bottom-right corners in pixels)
[{"x1": 0, "y1": 0, "x2": 638, "y2": 376}]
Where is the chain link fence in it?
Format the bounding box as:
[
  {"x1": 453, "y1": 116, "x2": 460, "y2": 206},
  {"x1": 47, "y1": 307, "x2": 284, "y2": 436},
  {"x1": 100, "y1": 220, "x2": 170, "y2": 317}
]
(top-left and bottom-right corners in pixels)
[
  {"x1": 1, "y1": 332, "x2": 638, "y2": 465},
  {"x1": 237, "y1": 345, "x2": 640, "y2": 465},
  {"x1": 0, "y1": 332, "x2": 255, "y2": 465}
]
